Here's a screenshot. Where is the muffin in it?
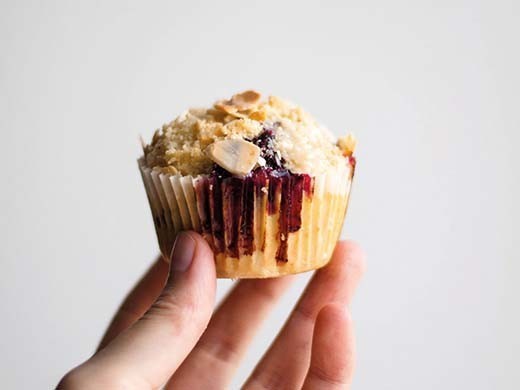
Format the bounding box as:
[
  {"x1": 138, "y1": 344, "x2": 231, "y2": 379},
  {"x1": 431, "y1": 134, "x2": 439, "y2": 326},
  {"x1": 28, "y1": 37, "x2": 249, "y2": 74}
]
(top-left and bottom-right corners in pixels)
[{"x1": 139, "y1": 91, "x2": 356, "y2": 278}]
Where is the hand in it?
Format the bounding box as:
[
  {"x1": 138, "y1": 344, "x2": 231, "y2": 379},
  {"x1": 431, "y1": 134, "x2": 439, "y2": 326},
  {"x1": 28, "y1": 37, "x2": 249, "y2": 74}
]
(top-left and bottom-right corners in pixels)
[{"x1": 59, "y1": 232, "x2": 365, "y2": 389}]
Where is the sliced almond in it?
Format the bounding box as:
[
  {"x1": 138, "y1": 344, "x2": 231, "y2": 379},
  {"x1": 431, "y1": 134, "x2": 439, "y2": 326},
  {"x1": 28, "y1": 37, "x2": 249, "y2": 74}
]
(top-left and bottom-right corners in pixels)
[
  {"x1": 206, "y1": 139, "x2": 261, "y2": 176},
  {"x1": 207, "y1": 108, "x2": 231, "y2": 122},
  {"x1": 231, "y1": 90, "x2": 261, "y2": 110},
  {"x1": 337, "y1": 133, "x2": 357, "y2": 157},
  {"x1": 214, "y1": 101, "x2": 240, "y2": 116},
  {"x1": 214, "y1": 90, "x2": 262, "y2": 117},
  {"x1": 249, "y1": 110, "x2": 266, "y2": 121}
]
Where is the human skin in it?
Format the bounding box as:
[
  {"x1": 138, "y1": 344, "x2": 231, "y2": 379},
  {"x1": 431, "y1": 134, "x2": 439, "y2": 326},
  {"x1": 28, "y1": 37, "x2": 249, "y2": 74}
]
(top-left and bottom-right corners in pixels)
[{"x1": 58, "y1": 232, "x2": 365, "y2": 389}]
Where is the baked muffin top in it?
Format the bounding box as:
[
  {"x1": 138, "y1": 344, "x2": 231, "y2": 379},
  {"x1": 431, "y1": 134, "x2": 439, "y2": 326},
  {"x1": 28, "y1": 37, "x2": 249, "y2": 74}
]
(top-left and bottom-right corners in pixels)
[{"x1": 143, "y1": 91, "x2": 356, "y2": 176}]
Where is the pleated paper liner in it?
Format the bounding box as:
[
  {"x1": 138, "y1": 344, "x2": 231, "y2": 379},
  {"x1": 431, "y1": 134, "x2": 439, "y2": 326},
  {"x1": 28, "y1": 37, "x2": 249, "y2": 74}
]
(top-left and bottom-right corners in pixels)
[{"x1": 139, "y1": 158, "x2": 353, "y2": 278}]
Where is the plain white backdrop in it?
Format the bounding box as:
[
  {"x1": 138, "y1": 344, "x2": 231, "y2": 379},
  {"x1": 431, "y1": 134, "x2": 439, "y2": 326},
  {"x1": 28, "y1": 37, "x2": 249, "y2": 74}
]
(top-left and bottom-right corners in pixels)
[{"x1": 1, "y1": 0, "x2": 519, "y2": 388}]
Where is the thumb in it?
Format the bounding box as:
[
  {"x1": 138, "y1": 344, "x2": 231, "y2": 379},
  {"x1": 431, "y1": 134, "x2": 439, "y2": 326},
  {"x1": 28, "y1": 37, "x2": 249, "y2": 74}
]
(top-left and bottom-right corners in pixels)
[{"x1": 76, "y1": 232, "x2": 216, "y2": 389}]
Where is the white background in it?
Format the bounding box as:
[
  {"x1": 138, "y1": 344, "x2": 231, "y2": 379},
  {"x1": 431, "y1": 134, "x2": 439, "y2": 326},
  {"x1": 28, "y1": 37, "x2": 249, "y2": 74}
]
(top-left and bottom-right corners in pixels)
[{"x1": 1, "y1": 1, "x2": 519, "y2": 388}]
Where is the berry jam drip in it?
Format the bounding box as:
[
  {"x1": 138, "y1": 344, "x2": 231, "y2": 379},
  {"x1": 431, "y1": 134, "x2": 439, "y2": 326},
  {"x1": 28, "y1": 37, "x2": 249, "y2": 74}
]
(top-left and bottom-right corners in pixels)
[
  {"x1": 194, "y1": 126, "x2": 314, "y2": 262},
  {"x1": 348, "y1": 156, "x2": 356, "y2": 177}
]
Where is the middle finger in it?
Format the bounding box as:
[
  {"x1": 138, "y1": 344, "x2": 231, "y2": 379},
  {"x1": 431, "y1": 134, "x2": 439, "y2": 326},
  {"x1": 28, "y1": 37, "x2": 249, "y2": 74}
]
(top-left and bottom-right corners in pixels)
[{"x1": 166, "y1": 275, "x2": 294, "y2": 389}]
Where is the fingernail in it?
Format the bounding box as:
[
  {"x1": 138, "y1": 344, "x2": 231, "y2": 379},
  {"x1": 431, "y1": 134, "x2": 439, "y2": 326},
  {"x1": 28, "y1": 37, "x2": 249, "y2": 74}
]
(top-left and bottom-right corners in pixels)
[{"x1": 170, "y1": 232, "x2": 196, "y2": 272}]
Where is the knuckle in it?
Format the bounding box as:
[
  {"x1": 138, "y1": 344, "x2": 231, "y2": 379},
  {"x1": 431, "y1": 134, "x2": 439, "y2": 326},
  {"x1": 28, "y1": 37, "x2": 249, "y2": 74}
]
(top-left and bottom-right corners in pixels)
[
  {"x1": 293, "y1": 303, "x2": 316, "y2": 324},
  {"x1": 146, "y1": 295, "x2": 192, "y2": 322},
  {"x1": 197, "y1": 334, "x2": 241, "y2": 365},
  {"x1": 244, "y1": 370, "x2": 286, "y2": 390},
  {"x1": 308, "y1": 364, "x2": 348, "y2": 387},
  {"x1": 142, "y1": 287, "x2": 210, "y2": 333}
]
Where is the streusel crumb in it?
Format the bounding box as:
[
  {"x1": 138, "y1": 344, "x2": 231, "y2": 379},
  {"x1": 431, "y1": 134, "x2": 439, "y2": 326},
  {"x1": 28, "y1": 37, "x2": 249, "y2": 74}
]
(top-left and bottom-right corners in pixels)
[{"x1": 143, "y1": 91, "x2": 355, "y2": 176}]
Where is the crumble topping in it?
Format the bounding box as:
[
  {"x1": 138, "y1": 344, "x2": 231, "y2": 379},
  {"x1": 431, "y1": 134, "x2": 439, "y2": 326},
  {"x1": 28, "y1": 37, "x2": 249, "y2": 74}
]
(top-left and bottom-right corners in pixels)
[{"x1": 143, "y1": 91, "x2": 356, "y2": 176}]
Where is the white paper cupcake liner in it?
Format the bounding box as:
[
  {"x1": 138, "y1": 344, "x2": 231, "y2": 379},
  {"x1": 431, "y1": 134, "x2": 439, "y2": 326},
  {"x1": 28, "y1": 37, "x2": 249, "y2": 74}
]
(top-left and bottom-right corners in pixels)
[{"x1": 139, "y1": 157, "x2": 353, "y2": 278}]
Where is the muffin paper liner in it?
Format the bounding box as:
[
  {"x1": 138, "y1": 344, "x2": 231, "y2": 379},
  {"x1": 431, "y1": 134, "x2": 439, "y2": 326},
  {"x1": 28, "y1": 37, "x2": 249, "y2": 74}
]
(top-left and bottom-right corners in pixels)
[{"x1": 139, "y1": 157, "x2": 353, "y2": 278}]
